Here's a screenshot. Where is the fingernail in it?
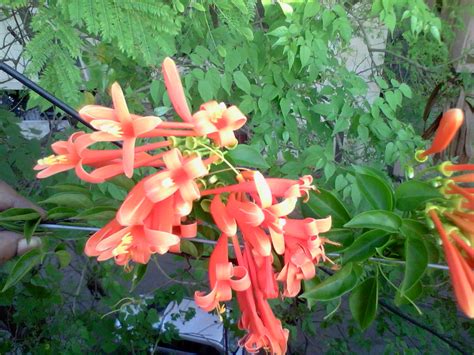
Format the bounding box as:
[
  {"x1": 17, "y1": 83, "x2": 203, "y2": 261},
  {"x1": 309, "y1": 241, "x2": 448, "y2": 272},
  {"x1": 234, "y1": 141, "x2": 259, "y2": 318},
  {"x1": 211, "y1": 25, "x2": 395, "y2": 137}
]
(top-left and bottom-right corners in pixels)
[{"x1": 17, "y1": 237, "x2": 42, "y2": 255}]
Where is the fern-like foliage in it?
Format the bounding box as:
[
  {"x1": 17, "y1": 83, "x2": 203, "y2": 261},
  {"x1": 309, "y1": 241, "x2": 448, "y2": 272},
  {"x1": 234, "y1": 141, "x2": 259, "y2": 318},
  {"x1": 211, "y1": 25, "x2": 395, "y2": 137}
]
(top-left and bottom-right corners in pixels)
[
  {"x1": 58, "y1": 0, "x2": 181, "y2": 65},
  {"x1": 22, "y1": 0, "x2": 181, "y2": 109},
  {"x1": 213, "y1": 0, "x2": 256, "y2": 40}
]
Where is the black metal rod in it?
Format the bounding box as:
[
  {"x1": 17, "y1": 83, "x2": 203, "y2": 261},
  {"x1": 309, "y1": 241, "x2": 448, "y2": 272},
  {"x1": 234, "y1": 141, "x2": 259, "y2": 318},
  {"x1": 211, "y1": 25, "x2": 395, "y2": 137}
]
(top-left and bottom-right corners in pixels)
[{"x1": 0, "y1": 62, "x2": 94, "y2": 130}]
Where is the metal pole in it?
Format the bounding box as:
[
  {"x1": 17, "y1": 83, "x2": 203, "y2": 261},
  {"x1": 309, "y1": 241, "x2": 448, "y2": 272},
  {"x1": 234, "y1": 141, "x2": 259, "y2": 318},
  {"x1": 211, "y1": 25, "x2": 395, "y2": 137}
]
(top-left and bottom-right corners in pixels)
[{"x1": 0, "y1": 62, "x2": 94, "y2": 130}]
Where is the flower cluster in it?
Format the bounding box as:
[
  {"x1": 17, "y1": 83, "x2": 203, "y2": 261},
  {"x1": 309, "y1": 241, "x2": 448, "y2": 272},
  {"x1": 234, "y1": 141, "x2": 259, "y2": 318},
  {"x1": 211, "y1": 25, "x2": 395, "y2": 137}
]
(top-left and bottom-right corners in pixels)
[
  {"x1": 415, "y1": 109, "x2": 473, "y2": 318},
  {"x1": 35, "y1": 58, "x2": 333, "y2": 354}
]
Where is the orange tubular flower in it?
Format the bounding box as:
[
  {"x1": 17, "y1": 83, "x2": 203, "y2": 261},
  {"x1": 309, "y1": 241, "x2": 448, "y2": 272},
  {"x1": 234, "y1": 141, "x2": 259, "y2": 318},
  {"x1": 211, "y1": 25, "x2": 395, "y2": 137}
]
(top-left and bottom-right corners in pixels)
[
  {"x1": 86, "y1": 200, "x2": 182, "y2": 265},
  {"x1": 39, "y1": 54, "x2": 345, "y2": 354},
  {"x1": 162, "y1": 57, "x2": 247, "y2": 147},
  {"x1": 451, "y1": 173, "x2": 474, "y2": 183},
  {"x1": 79, "y1": 82, "x2": 162, "y2": 178},
  {"x1": 194, "y1": 235, "x2": 250, "y2": 312},
  {"x1": 34, "y1": 132, "x2": 93, "y2": 179},
  {"x1": 201, "y1": 175, "x2": 315, "y2": 200},
  {"x1": 236, "y1": 246, "x2": 289, "y2": 355},
  {"x1": 429, "y1": 210, "x2": 474, "y2": 318},
  {"x1": 85, "y1": 221, "x2": 180, "y2": 265},
  {"x1": 277, "y1": 217, "x2": 333, "y2": 297},
  {"x1": 192, "y1": 101, "x2": 247, "y2": 147},
  {"x1": 444, "y1": 164, "x2": 474, "y2": 173},
  {"x1": 416, "y1": 108, "x2": 464, "y2": 161},
  {"x1": 162, "y1": 57, "x2": 194, "y2": 123},
  {"x1": 34, "y1": 132, "x2": 125, "y2": 183},
  {"x1": 144, "y1": 148, "x2": 208, "y2": 207}
]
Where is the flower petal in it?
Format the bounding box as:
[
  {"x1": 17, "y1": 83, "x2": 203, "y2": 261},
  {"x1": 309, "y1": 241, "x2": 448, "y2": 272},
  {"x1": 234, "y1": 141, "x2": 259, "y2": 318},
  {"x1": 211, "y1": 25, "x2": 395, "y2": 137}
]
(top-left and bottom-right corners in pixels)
[
  {"x1": 110, "y1": 82, "x2": 132, "y2": 125},
  {"x1": 144, "y1": 226, "x2": 180, "y2": 254},
  {"x1": 117, "y1": 182, "x2": 154, "y2": 225},
  {"x1": 79, "y1": 106, "x2": 116, "y2": 122},
  {"x1": 122, "y1": 137, "x2": 136, "y2": 178},
  {"x1": 133, "y1": 116, "x2": 162, "y2": 136},
  {"x1": 162, "y1": 58, "x2": 193, "y2": 122},
  {"x1": 210, "y1": 195, "x2": 237, "y2": 236}
]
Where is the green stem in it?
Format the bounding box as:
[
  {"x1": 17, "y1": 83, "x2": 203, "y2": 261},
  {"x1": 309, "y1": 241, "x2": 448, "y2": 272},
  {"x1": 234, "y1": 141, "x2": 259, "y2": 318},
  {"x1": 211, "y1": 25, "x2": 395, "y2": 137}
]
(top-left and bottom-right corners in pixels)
[
  {"x1": 377, "y1": 264, "x2": 423, "y2": 315},
  {"x1": 196, "y1": 142, "x2": 239, "y2": 176}
]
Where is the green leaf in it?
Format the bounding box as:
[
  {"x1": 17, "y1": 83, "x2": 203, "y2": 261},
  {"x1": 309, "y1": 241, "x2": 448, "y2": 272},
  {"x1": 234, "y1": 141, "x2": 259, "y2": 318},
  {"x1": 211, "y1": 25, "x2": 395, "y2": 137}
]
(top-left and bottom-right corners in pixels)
[
  {"x1": 71, "y1": 206, "x2": 117, "y2": 221},
  {"x1": 301, "y1": 189, "x2": 351, "y2": 228},
  {"x1": 303, "y1": 1, "x2": 320, "y2": 19},
  {"x1": 322, "y1": 10, "x2": 335, "y2": 29},
  {"x1": 150, "y1": 80, "x2": 162, "y2": 105},
  {"x1": 24, "y1": 217, "x2": 41, "y2": 243},
  {"x1": 300, "y1": 45, "x2": 311, "y2": 68},
  {"x1": 395, "y1": 181, "x2": 442, "y2": 211},
  {"x1": 342, "y1": 230, "x2": 390, "y2": 263},
  {"x1": 374, "y1": 76, "x2": 389, "y2": 89},
  {"x1": 40, "y1": 192, "x2": 93, "y2": 209},
  {"x1": 233, "y1": 71, "x2": 251, "y2": 94},
  {"x1": 55, "y1": 250, "x2": 71, "y2": 268},
  {"x1": 399, "y1": 218, "x2": 429, "y2": 237},
  {"x1": 191, "y1": 2, "x2": 205, "y2": 11},
  {"x1": 344, "y1": 210, "x2": 402, "y2": 232},
  {"x1": 0, "y1": 208, "x2": 40, "y2": 222},
  {"x1": 385, "y1": 91, "x2": 398, "y2": 111},
  {"x1": 349, "y1": 277, "x2": 378, "y2": 330},
  {"x1": 228, "y1": 144, "x2": 269, "y2": 169},
  {"x1": 430, "y1": 25, "x2": 441, "y2": 42},
  {"x1": 385, "y1": 10, "x2": 396, "y2": 34},
  {"x1": 398, "y1": 83, "x2": 412, "y2": 98},
  {"x1": 48, "y1": 183, "x2": 91, "y2": 195},
  {"x1": 47, "y1": 207, "x2": 77, "y2": 220},
  {"x1": 355, "y1": 172, "x2": 394, "y2": 211},
  {"x1": 268, "y1": 26, "x2": 288, "y2": 37},
  {"x1": 180, "y1": 240, "x2": 199, "y2": 258},
  {"x1": 399, "y1": 227, "x2": 428, "y2": 296},
  {"x1": 301, "y1": 263, "x2": 362, "y2": 301},
  {"x1": 217, "y1": 45, "x2": 227, "y2": 57},
  {"x1": 2, "y1": 249, "x2": 43, "y2": 292},
  {"x1": 198, "y1": 79, "x2": 213, "y2": 101},
  {"x1": 130, "y1": 263, "x2": 148, "y2": 292},
  {"x1": 241, "y1": 28, "x2": 254, "y2": 41},
  {"x1": 278, "y1": 2, "x2": 293, "y2": 16}
]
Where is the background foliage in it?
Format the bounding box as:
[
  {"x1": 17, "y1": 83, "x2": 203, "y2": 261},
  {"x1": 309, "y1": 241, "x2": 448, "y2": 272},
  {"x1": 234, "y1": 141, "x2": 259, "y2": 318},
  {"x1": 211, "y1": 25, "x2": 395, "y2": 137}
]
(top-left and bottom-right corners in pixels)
[{"x1": 1, "y1": 0, "x2": 473, "y2": 353}]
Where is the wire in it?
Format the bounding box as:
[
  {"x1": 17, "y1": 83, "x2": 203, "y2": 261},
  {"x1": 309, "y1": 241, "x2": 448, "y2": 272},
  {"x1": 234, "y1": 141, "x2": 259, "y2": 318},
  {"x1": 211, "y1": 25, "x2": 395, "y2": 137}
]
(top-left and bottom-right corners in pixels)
[{"x1": 38, "y1": 223, "x2": 450, "y2": 270}]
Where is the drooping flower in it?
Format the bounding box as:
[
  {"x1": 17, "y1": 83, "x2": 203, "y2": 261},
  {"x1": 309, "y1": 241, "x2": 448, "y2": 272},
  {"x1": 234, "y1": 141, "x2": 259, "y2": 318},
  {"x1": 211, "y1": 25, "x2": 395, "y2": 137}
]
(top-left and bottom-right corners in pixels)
[
  {"x1": 162, "y1": 57, "x2": 247, "y2": 147},
  {"x1": 194, "y1": 235, "x2": 250, "y2": 312},
  {"x1": 34, "y1": 132, "x2": 125, "y2": 183},
  {"x1": 85, "y1": 201, "x2": 182, "y2": 265},
  {"x1": 277, "y1": 217, "x2": 333, "y2": 297},
  {"x1": 35, "y1": 132, "x2": 93, "y2": 179},
  {"x1": 429, "y1": 210, "x2": 474, "y2": 318},
  {"x1": 236, "y1": 246, "x2": 289, "y2": 355},
  {"x1": 79, "y1": 82, "x2": 162, "y2": 178},
  {"x1": 416, "y1": 108, "x2": 464, "y2": 161}
]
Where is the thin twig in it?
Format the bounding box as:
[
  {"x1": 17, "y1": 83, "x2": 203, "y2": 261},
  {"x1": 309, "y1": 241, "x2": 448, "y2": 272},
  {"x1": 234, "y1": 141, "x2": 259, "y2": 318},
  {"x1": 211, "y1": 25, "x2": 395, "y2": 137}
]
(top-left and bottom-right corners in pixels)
[{"x1": 152, "y1": 257, "x2": 197, "y2": 286}]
